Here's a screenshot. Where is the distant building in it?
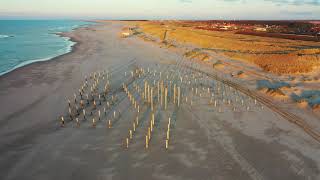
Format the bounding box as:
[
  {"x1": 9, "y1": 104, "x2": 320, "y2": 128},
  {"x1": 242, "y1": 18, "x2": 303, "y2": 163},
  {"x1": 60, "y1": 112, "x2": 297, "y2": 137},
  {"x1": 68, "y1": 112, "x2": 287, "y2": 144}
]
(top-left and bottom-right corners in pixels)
[
  {"x1": 220, "y1": 25, "x2": 232, "y2": 30},
  {"x1": 121, "y1": 27, "x2": 132, "y2": 38},
  {"x1": 310, "y1": 26, "x2": 320, "y2": 34},
  {"x1": 254, "y1": 27, "x2": 267, "y2": 32},
  {"x1": 121, "y1": 32, "x2": 130, "y2": 37}
]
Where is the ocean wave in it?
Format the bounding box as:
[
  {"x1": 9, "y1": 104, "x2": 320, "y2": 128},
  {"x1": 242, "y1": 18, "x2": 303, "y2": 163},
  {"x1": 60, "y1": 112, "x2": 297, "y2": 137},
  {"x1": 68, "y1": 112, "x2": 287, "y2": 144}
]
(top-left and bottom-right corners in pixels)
[
  {"x1": 50, "y1": 26, "x2": 66, "y2": 30},
  {"x1": 50, "y1": 25, "x2": 80, "y2": 32},
  {"x1": 0, "y1": 21, "x2": 93, "y2": 76},
  {"x1": 0, "y1": 35, "x2": 10, "y2": 39},
  {"x1": 0, "y1": 39, "x2": 76, "y2": 76}
]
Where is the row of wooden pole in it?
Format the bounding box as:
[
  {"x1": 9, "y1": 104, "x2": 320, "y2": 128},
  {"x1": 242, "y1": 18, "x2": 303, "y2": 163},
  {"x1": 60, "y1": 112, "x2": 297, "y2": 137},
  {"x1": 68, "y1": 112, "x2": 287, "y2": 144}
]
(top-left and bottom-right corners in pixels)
[
  {"x1": 60, "y1": 69, "x2": 114, "y2": 127},
  {"x1": 61, "y1": 66, "x2": 265, "y2": 151}
]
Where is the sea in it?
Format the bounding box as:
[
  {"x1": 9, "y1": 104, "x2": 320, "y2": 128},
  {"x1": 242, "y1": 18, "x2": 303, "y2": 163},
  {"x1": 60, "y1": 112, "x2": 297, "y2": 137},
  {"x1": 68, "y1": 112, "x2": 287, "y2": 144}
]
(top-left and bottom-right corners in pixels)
[{"x1": 0, "y1": 20, "x2": 96, "y2": 76}]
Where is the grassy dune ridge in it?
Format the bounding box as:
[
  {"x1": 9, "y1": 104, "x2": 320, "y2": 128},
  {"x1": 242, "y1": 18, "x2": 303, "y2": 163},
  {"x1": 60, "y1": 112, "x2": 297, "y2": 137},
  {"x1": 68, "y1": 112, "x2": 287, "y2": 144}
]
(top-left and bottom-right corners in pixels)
[{"x1": 133, "y1": 21, "x2": 320, "y2": 74}]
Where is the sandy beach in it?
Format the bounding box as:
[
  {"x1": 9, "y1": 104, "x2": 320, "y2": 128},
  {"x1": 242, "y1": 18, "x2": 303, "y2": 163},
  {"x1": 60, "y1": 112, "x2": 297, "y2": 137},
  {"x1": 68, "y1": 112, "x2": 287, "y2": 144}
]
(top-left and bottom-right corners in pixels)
[{"x1": 0, "y1": 21, "x2": 320, "y2": 180}]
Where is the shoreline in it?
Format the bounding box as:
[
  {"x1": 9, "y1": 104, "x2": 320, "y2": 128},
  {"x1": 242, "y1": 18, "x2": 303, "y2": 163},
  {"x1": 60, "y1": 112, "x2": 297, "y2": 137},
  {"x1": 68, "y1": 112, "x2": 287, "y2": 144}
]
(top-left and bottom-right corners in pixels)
[{"x1": 0, "y1": 21, "x2": 99, "y2": 78}]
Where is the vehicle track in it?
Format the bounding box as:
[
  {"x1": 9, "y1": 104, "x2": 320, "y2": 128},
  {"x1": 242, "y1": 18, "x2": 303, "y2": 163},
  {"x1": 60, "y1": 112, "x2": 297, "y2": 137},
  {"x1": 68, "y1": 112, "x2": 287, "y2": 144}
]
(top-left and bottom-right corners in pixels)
[
  {"x1": 185, "y1": 64, "x2": 320, "y2": 144},
  {"x1": 186, "y1": 105, "x2": 266, "y2": 180}
]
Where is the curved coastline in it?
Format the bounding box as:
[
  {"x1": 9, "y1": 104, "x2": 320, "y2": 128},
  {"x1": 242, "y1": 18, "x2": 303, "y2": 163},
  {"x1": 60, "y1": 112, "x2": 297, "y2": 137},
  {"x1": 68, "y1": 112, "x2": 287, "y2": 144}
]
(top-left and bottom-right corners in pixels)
[{"x1": 0, "y1": 22, "x2": 99, "y2": 78}]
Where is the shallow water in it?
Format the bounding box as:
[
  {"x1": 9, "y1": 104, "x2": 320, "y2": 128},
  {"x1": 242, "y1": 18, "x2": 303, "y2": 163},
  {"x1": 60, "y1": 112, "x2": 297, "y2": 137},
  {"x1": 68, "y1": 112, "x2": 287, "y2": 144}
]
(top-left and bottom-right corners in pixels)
[{"x1": 0, "y1": 20, "x2": 95, "y2": 76}]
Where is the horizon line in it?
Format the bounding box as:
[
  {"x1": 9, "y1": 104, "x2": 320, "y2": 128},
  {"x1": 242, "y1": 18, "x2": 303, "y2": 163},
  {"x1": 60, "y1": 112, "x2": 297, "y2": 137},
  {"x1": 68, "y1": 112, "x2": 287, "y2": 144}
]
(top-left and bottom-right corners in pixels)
[{"x1": 0, "y1": 18, "x2": 320, "y2": 21}]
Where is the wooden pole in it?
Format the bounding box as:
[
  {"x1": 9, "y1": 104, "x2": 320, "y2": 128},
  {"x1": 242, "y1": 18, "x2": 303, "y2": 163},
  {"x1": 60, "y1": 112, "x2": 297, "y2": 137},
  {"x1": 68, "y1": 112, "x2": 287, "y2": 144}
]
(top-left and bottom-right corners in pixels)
[
  {"x1": 173, "y1": 84, "x2": 176, "y2": 104},
  {"x1": 145, "y1": 135, "x2": 149, "y2": 149},
  {"x1": 152, "y1": 113, "x2": 155, "y2": 127},
  {"x1": 76, "y1": 117, "x2": 80, "y2": 127},
  {"x1": 92, "y1": 118, "x2": 96, "y2": 128},
  {"x1": 151, "y1": 88, "x2": 153, "y2": 111},
  {"x1": 60, "y1": 116, "x2": 65, "y2": 127},
  {"x1": 68, "y1": 107, "x2": 72, "y2": 117},
  {"x1": 147, "y1": 85, "x2": 150, "y2": 103},
  {"x1": 157, "y1": 81, "x2": 160, "y2": 103},
  {"x1": 144, "y1": 81, "x2": 147, "y2": 101},
  {"x1": 80, "y1": 100, "x2": 84, "y2": 108},
  {"x1": 165, "y1": 87, "x2": 168, "y2": 110},
  {"x1": 160, "y1": 81, "x2": 163, "y2": 107},
  {"x1": 129, "y1": 130, "x2": 133, "y2": 139},
  {"x1": 177, "y1": 86, "x2": 180, "y2": 107},
  {"x1": 93, "y1": 100, "x2": 96, "y2": 109},
  {"x1": 148, "y1": 127, "x2": 151, "y2": 140},
  {"x1": 165, "y1": 139, "x2": 169, "y2": 150},
  {"x1": 108, "y1": 119, "x2": 112, "y2": 128}
]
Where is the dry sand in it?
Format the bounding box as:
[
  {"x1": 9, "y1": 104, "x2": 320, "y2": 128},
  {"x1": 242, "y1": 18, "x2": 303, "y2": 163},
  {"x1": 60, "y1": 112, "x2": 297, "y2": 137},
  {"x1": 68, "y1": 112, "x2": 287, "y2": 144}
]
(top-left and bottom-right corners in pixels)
[{"x1": 0, "y1": 21, "x2": 320, "y2": 180}]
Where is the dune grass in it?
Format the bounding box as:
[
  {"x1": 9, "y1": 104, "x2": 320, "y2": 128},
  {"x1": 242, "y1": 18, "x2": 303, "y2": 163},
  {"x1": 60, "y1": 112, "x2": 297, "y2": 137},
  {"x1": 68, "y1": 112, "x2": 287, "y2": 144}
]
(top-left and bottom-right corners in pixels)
[{"x1": 132, "y1": 21, "x2": 320, "y2": 74}]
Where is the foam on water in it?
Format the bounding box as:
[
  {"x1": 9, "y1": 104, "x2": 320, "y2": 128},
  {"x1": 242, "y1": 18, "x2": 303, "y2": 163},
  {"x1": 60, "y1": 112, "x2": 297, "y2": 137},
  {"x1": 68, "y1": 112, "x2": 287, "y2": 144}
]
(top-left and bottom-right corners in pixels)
[{"x1": 0, "y1": 34, "x2": 10, "y2": 39}]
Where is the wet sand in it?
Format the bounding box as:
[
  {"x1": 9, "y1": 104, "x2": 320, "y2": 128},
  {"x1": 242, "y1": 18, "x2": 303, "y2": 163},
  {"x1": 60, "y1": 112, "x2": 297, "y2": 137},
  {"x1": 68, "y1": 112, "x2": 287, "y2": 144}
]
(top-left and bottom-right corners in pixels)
[{"x1": 0, "y1": 21, "x2": 320, "y2": 180}]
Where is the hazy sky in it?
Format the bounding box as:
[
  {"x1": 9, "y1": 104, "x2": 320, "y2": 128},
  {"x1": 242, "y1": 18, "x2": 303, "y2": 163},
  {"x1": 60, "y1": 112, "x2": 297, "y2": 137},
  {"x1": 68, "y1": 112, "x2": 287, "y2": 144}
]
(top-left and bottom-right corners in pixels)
[{"x1": 0, "y1": 0, "x2": 319, "y2": 20}]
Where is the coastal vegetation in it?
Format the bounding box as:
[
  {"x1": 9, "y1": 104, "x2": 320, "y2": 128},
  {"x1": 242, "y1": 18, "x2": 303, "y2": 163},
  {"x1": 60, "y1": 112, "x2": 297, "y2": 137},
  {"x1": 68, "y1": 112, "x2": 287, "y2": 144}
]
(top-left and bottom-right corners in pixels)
[{"x1": 134, "y1": 21, "x2": 320, "y2": 74}]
